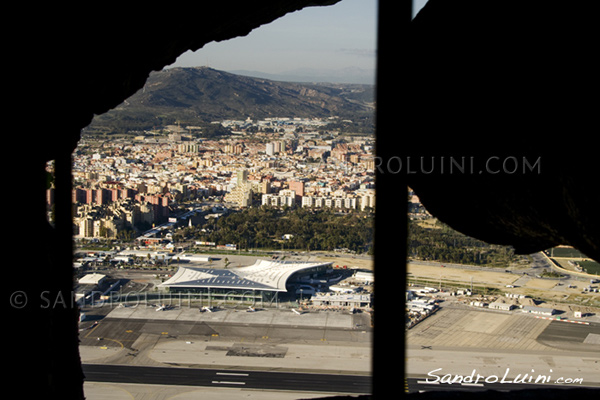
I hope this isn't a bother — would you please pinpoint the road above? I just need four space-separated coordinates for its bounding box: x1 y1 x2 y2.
82 364 371 394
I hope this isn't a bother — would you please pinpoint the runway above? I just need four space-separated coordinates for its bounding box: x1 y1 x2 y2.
79 307 372 398
537 320 600 350
82 364 371 394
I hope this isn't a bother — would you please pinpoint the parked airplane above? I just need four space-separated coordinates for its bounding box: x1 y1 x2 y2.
201 306 213 313
291 308 303 315
78 321 98 332
156 304 174 311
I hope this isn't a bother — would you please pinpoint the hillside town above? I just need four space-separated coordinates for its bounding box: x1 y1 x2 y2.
46 117 375 240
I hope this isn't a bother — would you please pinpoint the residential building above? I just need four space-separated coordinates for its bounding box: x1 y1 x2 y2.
224 169 252 207
262 190 295 208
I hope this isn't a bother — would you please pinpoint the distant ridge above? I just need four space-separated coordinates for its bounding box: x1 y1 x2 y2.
227 67 375 85
87 67 374 135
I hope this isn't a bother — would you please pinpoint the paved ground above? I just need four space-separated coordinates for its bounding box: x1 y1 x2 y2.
407 307 553 351
83 382 331 400
103 303 360 327
406 305 600 390
79 306 372 399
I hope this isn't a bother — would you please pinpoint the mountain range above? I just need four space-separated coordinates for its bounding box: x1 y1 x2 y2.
86 67 375 135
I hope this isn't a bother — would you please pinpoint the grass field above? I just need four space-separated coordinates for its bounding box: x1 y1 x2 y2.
547 246 600 275
548 246 589 258
581 260 600 275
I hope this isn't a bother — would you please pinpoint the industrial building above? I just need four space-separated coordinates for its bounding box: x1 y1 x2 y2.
75 273 108 304
78 273 107 286
311 292 372 310
522 305 556 316
488 301 515 311
159 259 333 303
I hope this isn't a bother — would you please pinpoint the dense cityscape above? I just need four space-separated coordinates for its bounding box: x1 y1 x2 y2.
46 116 375 244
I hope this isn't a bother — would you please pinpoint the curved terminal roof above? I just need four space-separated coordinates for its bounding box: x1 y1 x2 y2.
159 259 333 292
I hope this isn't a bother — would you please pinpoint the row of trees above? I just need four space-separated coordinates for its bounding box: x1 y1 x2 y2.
408 219 516 267
174 206 374 254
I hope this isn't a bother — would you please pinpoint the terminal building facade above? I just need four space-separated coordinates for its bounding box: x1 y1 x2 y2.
159 260 333 305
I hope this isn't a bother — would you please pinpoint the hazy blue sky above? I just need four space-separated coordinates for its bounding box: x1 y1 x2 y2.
168 0 428 78
169 0 377 74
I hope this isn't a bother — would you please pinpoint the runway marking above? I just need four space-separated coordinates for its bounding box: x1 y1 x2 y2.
417 380 483 387
534 316 590 325
99 338 125 349
216 372 249 376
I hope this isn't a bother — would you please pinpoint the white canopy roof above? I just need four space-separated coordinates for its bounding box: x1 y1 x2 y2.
159 259 332 292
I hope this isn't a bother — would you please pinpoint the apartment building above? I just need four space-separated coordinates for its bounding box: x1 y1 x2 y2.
224 169 253 207
261 189 296 208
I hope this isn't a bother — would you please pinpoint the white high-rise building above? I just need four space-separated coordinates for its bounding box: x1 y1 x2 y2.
360 190 375 210
266 142 275 156
224 169 253 207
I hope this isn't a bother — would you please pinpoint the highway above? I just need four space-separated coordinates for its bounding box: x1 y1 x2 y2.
82 364 371 394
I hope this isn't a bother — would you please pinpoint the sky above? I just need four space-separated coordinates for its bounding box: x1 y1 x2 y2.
168 0 378 77
167 0 429 82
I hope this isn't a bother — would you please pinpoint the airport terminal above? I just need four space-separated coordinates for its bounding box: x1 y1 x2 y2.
158 259 334 304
